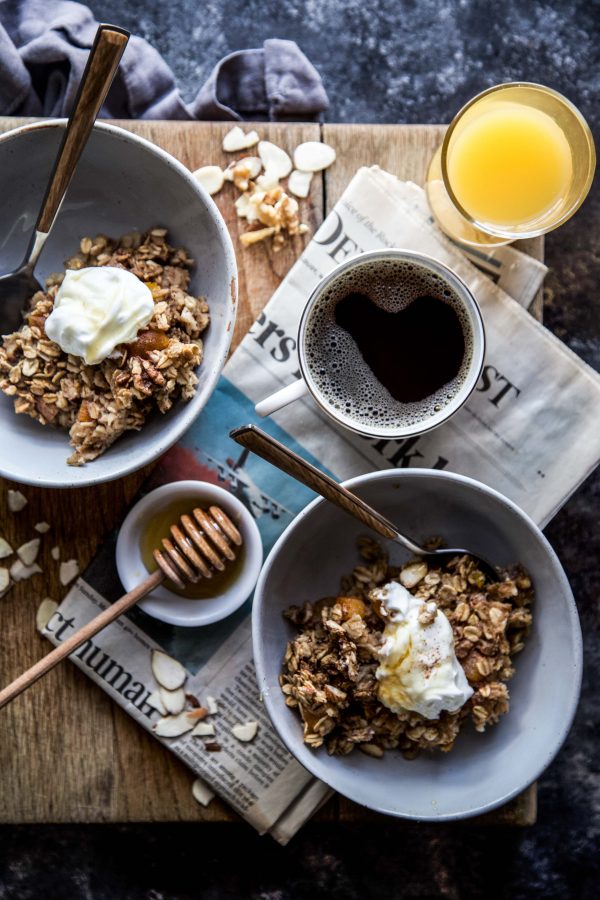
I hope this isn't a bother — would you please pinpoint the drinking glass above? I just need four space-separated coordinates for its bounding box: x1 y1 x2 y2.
426 82 596 247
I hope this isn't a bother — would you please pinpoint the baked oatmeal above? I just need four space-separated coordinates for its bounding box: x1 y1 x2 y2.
0 228 209 465
280 537 533 758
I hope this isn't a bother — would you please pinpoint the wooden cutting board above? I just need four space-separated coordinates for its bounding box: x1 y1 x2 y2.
0 118 539 826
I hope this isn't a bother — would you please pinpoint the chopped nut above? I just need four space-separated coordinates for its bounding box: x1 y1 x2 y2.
399 561 429 589
257 141 292 179
50 546 60 561
7 490 27 512
17 538 41 567
59 559 79 586
0 537 13 559
204 741 222 752
206 695 219 715
222 126 259 152
185 693 201 708
192 165 225 196
293 141 336 172
231 721 258 742
185 706 209 721
147 690 167 716
36 597 58 631
240 226 276 246
158 685 186 715
288 169 313 198
151 649 187 690
191 777 215 806
10 559 42 581
191 721 215 737
152 712 196 738
0 567 10 597
226 156 262 192
34 522 51 534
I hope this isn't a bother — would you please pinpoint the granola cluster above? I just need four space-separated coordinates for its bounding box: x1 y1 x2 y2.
0 229 209 465
280 537 533 758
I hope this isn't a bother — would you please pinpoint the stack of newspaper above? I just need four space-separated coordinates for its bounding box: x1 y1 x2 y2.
45 168 600 844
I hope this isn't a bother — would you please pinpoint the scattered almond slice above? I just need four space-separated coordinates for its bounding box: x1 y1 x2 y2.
399 561 429 589
255 166 282 191
231 721 258 742
206 695 219 715
191 721 215 737
193 165 225 196
0 567 10 597
191 777 215 806
34 522 50 534
152 712 195 738
17 538 40 567
151 649 187 690
0 537 13 559
148 690 167 716
7 490 27 512
258 141 292 179
288 169 313 199
158 685 186 715
36 598 58 632
10 559 42 582
59 559 79 586
222 126 259 152
293 141 336 172
50 546 60 561
240 226 276 247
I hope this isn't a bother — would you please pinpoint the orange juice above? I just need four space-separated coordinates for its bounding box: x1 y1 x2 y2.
446 102 573 228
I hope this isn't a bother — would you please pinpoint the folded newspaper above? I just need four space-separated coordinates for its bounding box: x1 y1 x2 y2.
44 167 600 844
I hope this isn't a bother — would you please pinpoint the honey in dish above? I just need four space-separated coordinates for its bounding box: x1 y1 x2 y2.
140 497 246 599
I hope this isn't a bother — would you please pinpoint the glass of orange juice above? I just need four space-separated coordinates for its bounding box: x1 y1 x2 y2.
426 82 596 247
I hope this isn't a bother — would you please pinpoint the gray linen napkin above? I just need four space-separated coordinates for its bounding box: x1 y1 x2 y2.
0 0 328 120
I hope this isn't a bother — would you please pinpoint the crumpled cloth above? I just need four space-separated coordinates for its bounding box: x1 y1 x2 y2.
0 0 329 120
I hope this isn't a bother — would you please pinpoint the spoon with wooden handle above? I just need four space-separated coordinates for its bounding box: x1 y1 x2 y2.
0 505 242 710
230 423 499 580
0 24 130 333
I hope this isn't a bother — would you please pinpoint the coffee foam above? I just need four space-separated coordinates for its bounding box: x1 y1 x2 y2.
303 259 474 433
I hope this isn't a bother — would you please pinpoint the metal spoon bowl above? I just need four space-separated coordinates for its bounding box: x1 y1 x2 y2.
230 424 500 581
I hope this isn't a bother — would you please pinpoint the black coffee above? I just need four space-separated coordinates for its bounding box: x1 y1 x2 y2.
303 258 473 434
334 292 465 403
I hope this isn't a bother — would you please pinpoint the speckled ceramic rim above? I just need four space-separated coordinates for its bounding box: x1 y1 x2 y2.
298 249 486 440
252 468 583 821
0 119 238 488
441 81 597 239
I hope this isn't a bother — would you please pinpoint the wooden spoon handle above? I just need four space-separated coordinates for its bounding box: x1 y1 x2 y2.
36 24 130 234
230 424 406 543
0 568 162 711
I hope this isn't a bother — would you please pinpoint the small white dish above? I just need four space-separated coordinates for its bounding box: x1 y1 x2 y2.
116 480 262 627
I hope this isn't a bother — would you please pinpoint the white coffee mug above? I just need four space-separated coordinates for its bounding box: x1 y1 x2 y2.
255 249 485 439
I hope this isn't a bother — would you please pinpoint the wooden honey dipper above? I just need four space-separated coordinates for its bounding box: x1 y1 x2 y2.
0 505 242 710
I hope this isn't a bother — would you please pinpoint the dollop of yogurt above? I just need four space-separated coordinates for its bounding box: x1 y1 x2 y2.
45 266 154 365
373 581 473 720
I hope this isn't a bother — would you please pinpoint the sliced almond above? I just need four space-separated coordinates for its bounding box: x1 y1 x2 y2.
36 598 58 632
34 522 50 534
288 169 313 199
151 650 187 690
191 721 215 737
0 567 10 597
152 712 195 738
235 192 260 222
191 777 215 806
240 226 276 247
10 559 42 582
258 141 292 179
17 538 40 567
50 546 60 561
192 165 224 196
147 690 167 716
222 126 260 152
399 561 429 590
255 166 282 191
0 537 13 559
231 721 258 742
7 490 27 512
293 141 336 172
206 695 219 715
59 559 79 586
158 685 185 715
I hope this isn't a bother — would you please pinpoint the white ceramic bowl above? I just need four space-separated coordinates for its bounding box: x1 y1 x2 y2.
253 468 582 820
116 480 263 627
0 120 237 487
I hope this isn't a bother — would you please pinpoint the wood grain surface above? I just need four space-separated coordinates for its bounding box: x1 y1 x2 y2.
0 118 539 826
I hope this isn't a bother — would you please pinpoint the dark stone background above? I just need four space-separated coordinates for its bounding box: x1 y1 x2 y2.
1 1 599 897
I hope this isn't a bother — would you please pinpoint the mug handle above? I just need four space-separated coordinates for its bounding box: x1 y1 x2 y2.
255 378 309 417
